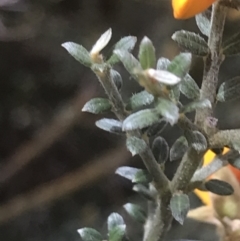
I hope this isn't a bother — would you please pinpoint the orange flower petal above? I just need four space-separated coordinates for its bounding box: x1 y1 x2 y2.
172 0 217 19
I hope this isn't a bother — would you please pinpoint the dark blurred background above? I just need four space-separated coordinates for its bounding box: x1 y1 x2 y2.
0 0 240 240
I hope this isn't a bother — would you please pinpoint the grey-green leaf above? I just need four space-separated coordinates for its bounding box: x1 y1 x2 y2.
185 130 207 152
156 98 179 125
126 91 154 111
108 213 125 231
62 42 92 67
78 228 103 241
170 136 188 162
96 118 123 134
157 57 170 70
152 136 169 164
195 11 211 37
139 36 156 69
110 69 123 90
122 109 160 131
172 30 209 57
114 49 142 80
223 31 240 56
115 166 151 183
170 193 190 225
167 53 192 79
133 184 155 201
126 136 148 156
124 203 146 224
217 76 240 102
205 179 234 196
147 119 168 137
82 98 112 114
180 74 200 99
108 36 137 65
180 99 211 114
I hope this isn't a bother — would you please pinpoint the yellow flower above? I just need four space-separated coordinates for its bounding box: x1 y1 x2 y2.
172 0 217 19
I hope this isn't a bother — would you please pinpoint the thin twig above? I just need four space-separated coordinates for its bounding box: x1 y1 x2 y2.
195 2 227 132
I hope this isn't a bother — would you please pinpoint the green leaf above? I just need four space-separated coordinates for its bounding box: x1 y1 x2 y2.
195 11 211 37
156 98 179 125
180 74 200 99
217 76 240 102
223 31 240 56
116 166 151 183
108 36 137 65
62 42 92 67
110 69 123 90
205 179 234 196
147 119 168 137
126 91 154 111
78 228 103 241
170 136 188 162
90 28 112 55
96 118 123 134
107 213 126 241
123 203 146 224
122 109 160 131
180 99 211 114
114 49 142 80
167 53 192 79
126 136 148 156
172 31 209 57
138 36 156 69
152 136 169 164
169 85 180 102
82 98 112 114
157 57 170 70
170 193 190 225
185 130 207 152
133 184 155 201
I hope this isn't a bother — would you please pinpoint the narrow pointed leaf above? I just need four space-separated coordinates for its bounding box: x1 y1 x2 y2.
172 31 209 57
205 179 234 196
195 11 211 37
157 57 170 70
91 28 112 54
124 203 146 224
185 130 207 152
152 136 169 164
78 228 103 241
217 76 240 102
108 36 137 65
110 69 123 90
126 91 154 111
180 74 200 99
167 53 192 79
170 136 188 162
170 193 190 225
156 98 179 125
139 36 156 69
82 98 112 114
62 42 92 67
126 136 147 156
96 118 123 134
180 99 211 114
122 109 160 131
114 50 142 80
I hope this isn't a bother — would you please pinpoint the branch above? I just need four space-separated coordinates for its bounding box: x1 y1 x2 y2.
209 129 240 149
195 2 227 131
